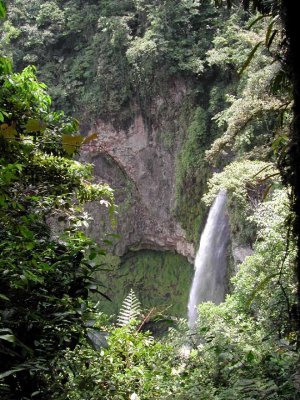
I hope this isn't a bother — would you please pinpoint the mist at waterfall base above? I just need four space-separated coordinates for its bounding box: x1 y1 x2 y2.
188 190 229 328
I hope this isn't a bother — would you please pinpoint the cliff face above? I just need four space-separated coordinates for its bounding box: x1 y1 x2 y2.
81 83 195 261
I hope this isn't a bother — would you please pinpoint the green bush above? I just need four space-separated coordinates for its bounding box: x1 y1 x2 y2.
51 324 179 400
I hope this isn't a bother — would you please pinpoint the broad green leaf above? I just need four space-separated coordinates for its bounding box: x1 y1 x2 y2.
0 57 12 74
62 134 84 155
0 123 17 138
0 1 6 19
0 334 15 343
25 242 35 250
25 119 46 133
83 132 98 144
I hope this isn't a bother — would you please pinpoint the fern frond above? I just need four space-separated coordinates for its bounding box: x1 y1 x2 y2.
117 289 141 327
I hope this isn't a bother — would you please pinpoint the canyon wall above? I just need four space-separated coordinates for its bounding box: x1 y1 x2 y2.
81 81 195 261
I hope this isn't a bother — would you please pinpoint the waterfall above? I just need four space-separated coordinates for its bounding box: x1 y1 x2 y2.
188 190 229 328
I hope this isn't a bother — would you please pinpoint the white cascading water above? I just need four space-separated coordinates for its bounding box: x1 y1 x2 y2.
188 190 229 328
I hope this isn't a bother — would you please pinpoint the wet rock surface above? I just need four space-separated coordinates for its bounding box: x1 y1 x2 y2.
80 105 195 261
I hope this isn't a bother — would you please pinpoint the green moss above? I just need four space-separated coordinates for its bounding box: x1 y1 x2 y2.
174 106 211 245
93 250 193 319
173 76 236 245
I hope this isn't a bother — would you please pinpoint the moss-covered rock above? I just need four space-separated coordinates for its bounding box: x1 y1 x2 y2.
94 250 194 319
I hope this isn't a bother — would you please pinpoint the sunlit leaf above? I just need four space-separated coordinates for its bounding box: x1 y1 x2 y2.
25 119 46 133
82 132 98 144
62 134 84 155
0 334 15 343
0 1 6 19
0 57 12 74
0 123 17 138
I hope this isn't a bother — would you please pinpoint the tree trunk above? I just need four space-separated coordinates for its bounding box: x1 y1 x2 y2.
281 0 300 339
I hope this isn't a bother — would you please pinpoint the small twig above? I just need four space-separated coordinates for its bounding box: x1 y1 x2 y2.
137 307 155 332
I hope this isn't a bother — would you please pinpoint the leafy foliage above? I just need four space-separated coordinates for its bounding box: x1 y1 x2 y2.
0 0 219 122
50 319 179 399
230 189 297 335
0 61 114 398
0 0 6 19
202 159 279 245
205 10 291 165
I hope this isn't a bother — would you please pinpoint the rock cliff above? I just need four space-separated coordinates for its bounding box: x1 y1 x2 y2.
81 88 195 261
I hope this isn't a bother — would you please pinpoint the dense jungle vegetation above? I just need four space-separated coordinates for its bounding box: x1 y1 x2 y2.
1 0 300 399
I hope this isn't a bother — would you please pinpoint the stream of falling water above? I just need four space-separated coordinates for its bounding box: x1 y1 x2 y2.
188 190 229 328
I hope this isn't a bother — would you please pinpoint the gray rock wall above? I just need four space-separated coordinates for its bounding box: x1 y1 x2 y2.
80 91 195 261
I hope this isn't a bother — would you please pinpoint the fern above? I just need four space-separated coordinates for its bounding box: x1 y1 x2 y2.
117 289 141 327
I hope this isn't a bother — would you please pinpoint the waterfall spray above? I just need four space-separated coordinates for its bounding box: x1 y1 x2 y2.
188 190 229 328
